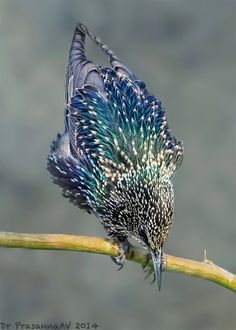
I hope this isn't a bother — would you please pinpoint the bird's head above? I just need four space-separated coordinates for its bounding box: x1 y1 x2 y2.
100 168 175 289
136 176 174 290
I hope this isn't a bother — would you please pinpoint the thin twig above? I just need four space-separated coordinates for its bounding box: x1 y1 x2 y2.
0 231 235 292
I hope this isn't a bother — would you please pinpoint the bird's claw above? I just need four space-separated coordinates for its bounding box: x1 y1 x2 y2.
110 237 130 270
142 251 161 285
142 252 151 273
111 254 125 270
142 265 148 273
144 266 155 283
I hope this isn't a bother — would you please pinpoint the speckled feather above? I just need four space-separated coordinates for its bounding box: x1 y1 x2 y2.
48 23 183 255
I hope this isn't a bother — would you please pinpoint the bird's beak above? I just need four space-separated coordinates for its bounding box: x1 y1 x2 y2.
149 248 163 291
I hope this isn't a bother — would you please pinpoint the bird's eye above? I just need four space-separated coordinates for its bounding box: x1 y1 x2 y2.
138 227 148 245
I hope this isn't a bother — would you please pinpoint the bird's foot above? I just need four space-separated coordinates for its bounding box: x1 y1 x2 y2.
110 236 130 270
141 253 155 282
142 250 151 273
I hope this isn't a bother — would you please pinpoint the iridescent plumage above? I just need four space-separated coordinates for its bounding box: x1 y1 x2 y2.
48 23 184 289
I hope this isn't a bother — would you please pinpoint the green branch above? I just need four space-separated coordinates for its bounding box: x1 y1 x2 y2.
0 231 235 292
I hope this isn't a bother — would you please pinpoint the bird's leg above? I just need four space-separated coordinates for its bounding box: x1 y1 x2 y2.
142 251 151 273
109 235 130 270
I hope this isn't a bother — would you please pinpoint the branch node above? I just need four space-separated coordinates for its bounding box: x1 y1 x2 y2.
203 249 213 265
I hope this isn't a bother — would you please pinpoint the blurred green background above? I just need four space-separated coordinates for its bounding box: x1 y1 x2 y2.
0 1 235 329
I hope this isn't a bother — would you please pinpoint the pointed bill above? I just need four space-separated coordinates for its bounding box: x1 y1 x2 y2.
150 248 163 291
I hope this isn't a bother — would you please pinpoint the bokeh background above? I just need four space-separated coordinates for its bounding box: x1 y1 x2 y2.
0 1 235 329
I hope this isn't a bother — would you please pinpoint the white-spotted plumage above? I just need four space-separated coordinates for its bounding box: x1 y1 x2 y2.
48 23 184 287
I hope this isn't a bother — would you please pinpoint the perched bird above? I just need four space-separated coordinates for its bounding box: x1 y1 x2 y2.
48 23 184 289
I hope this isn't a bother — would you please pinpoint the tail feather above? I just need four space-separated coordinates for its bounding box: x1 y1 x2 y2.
65 23 136 104
78 23 135 79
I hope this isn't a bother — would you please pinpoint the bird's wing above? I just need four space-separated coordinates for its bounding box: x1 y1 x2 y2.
65 23 136 156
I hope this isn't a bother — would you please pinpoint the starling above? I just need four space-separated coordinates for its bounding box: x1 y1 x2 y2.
48 23 184 289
